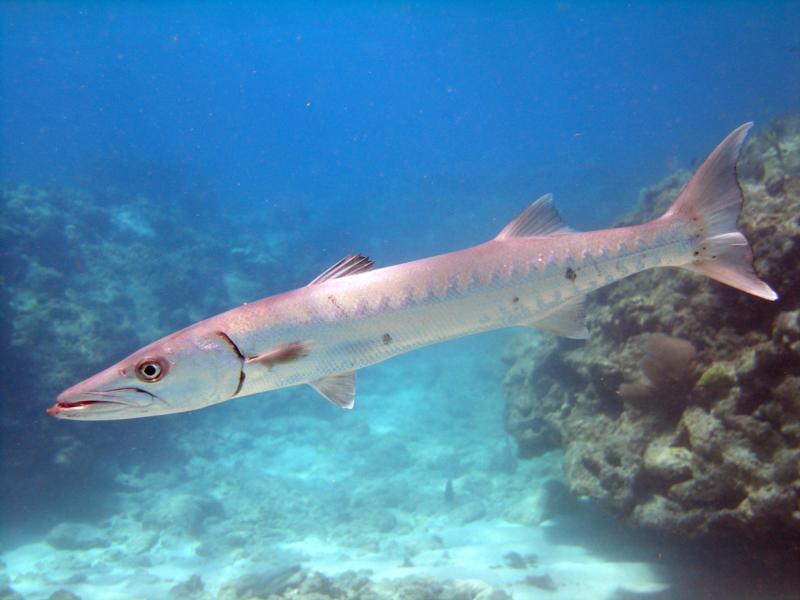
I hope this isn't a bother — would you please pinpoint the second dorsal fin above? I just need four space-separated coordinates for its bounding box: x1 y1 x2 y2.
495 194 572 240
308 254 374 286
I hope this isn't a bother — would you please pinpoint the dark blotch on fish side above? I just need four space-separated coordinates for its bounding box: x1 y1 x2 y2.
382 333 392 345
512 296 520 304
565 267 577 282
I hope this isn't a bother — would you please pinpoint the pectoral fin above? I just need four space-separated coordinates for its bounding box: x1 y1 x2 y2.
530 297 589 339
247 341 311 369
310 371 356 409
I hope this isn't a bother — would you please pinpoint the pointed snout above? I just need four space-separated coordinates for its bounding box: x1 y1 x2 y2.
50 373 158 420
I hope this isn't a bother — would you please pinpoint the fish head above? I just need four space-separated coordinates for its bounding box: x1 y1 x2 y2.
50 328 244 420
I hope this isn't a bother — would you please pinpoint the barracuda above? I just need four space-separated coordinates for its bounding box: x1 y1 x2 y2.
51 123 777 420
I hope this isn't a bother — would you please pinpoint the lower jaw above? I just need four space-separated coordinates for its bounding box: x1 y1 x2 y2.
48 400 119 417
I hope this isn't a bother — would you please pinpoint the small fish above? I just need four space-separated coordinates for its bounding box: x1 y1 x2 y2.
51 124 777 420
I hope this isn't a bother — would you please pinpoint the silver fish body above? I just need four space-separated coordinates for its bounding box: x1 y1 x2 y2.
51 123 777 420
224 218 688 393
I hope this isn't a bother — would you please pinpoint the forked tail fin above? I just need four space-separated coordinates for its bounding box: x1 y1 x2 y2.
660 122 778 301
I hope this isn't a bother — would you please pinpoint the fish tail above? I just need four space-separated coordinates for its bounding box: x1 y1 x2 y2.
660 122 778 301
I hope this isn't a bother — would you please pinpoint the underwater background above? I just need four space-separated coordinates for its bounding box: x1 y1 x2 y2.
1 2 800 599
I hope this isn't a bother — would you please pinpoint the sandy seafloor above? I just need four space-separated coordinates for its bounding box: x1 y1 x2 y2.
3 332 675 599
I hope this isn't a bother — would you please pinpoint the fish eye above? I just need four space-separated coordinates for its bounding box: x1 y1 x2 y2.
135 358 167 382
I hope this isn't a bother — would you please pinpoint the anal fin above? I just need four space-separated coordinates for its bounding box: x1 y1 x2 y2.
310 371 356 409
529 297 589 339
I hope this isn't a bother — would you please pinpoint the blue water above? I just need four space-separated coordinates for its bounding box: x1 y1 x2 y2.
4 3 799 241
1 3 799 599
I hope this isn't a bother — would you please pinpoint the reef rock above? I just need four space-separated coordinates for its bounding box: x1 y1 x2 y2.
504 116 800 537
0 181 308 524
47 591 81 600
139 493 225 538
45 521 110 551
0 185 233 402
215 567 509 600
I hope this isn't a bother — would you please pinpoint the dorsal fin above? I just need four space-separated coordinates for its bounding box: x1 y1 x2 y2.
310 371 356 409
495 194 572 240
308 254 374 286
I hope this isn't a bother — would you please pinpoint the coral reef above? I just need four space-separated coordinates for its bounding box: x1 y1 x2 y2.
504 116 800 537
0 185 223 518
0 185 232 400
0 183 298 521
